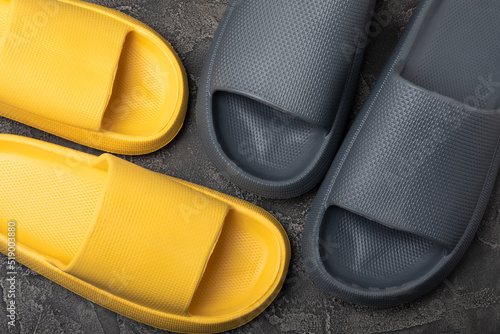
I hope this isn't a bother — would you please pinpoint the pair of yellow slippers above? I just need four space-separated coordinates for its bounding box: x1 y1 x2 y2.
0 1 290 333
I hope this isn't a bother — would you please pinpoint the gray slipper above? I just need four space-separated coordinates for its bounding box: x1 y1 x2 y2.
303 0 500 307
196 0 376 198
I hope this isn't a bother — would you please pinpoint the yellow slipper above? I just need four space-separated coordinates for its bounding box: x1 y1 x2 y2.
0 134 290 333
0 0 188 155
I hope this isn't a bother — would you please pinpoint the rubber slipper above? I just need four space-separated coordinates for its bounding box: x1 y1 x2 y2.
0 134 290 333
196 0 376 198
303 0 500 307
0 0 188 155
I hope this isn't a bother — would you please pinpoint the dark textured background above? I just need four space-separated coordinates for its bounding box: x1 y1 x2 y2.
1 0 500 333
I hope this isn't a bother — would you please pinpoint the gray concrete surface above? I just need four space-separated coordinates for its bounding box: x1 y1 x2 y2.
1 0 500 333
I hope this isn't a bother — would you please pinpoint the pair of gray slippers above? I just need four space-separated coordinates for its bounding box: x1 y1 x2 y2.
196 0 500 307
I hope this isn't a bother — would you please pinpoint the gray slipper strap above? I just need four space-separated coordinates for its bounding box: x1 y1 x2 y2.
209 0 375 129
328 72 500 250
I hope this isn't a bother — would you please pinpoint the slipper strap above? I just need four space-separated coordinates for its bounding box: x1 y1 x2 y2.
208 0 374 129
328 73 500 250
63 154 228 315
0 0 130 131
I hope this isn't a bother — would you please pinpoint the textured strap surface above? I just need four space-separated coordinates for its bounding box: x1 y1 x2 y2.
64 154 229 315
210 0 374 128
0 0 130 131
329 73 500 249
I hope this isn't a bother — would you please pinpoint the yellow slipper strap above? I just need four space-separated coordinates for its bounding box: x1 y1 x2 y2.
61 154 229 315
0 0 130 131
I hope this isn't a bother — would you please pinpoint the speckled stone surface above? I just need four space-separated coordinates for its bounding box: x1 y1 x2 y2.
1 0 500 333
